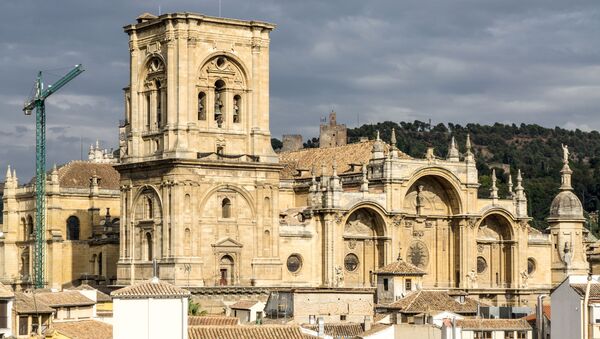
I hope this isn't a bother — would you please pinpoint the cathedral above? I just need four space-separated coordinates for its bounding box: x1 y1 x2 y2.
0 12 592 308
114 12 590 306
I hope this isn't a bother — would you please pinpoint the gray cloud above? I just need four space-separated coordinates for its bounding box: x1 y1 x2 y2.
1 0 600 180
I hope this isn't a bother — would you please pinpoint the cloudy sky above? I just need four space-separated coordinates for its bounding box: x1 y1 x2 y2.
1 1 600 180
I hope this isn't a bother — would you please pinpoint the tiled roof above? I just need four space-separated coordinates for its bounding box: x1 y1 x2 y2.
35 291 95 307
189 315 239 326
52 320 112 339
301 323 364 337
0 283 14 298
571 283 600 298
111 279 191 299
457 319 532 331
279 140 402 179
14 292 54 314
374 259 426 276
231 300 262 310
188 325 307 339
72 284 112 302
523 305 550 322
29 161 120 190
380 290 480 314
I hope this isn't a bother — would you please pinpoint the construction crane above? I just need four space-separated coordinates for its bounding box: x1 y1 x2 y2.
23 64 84 288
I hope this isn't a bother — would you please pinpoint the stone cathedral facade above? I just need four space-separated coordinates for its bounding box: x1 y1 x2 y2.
115 12 590 306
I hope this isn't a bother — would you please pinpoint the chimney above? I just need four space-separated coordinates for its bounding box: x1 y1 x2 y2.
363 315 372 332
317 317 324 337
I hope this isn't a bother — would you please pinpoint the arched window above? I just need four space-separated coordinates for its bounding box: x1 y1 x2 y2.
98 252 103 276
146 232 153 261
214 80 225 127
184 228 191 256
198 92 206 120
21 218 27 241
146 197 154 219
66 216 80 241
26 216 33 240
221 198 232 218
233 95 241 123
156 80 162 127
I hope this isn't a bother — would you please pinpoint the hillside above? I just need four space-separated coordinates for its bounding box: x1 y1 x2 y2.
274 121 600 233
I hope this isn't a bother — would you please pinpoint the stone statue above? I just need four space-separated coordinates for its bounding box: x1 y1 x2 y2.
520 270 529 288
562 144 569 164
215 92 223 115
466 269 478 288
334 265 344 287
416 185 425 215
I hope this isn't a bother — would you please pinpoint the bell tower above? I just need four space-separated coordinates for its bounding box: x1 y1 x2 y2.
121 12 277 163
117 13 282 287
549 144 589 284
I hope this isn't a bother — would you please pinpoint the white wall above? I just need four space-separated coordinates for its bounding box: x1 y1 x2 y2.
113 297 188 339
551 277 588 339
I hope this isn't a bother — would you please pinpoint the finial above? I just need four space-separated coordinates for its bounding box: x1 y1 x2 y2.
490 169 498 200
466 133 472 150
52 163 58 173
390 128 397 146
321 162 327 176
397 252 403 261
376 130 380 141
507 174 514 198
332 160 338 177
559 144 573 191
96 139 100 149
5 165 11 180
447 136 459 161
12 169 16 180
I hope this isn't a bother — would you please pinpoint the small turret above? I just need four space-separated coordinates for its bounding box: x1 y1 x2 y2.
490 168 498 203
447 136 460 162
464 133 474 163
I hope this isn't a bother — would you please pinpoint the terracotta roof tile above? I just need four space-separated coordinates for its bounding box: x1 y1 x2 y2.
35 291 95 307
374 258 426 276
523 305 550 322
188 325 307 339
231 300 262 310
52 320 112 339
189 315 239 326
301 323 364 337
0 283 14 298
279 141 403 179
14 292 54 314
72 284 112 302
571 283 600 298
456 319 532 331
111 279 191 299
29 161 120 190
380 290 480 314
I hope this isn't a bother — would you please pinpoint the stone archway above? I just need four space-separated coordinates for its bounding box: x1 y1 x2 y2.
402 175 462 288
476 214 515 288
342 208 387 287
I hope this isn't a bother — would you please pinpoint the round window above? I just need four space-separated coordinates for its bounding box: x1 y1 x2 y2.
216 57 226 68
527 258 536 275
286 254 302 273
477 256 487 274
344 253 359 272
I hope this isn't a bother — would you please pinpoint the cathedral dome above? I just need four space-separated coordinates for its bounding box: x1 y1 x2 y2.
549 190 584 219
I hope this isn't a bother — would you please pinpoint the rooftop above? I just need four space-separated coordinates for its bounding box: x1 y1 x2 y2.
188 325 308 339
456 319 532 331
279 140 401 179
14 292 54 314
111 279 191 299
72 284 112 302
570 283 600 299
374 258 426 276
379 290 481 314
51 320 112 339
231 300 262 310
27 161 120 190
35 291 95 307
301 323 364 337
188 315 239 326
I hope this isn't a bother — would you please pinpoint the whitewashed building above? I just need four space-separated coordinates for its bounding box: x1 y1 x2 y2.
551 275 600 339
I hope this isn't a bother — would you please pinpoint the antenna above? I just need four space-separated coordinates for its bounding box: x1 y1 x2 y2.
158 5 161 15
219 0 222 17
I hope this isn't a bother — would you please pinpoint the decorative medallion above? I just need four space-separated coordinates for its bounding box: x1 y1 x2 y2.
286 254 302 273
348 239 357 250
477 244 484 253
407 241 429 269
392 215 404 227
